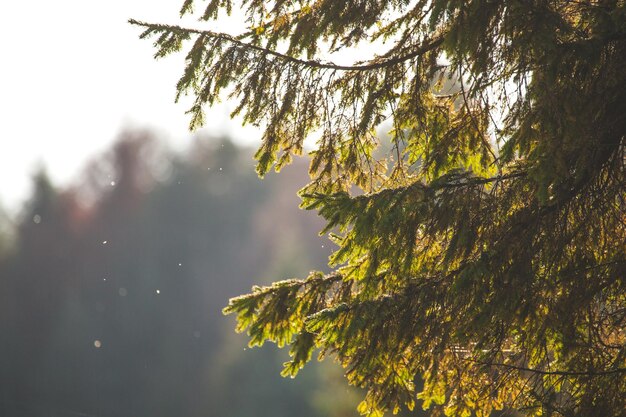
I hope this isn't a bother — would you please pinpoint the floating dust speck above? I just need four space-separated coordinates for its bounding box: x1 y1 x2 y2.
94 340 102 348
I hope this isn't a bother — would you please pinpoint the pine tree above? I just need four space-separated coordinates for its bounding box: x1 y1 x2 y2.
131 2 626 416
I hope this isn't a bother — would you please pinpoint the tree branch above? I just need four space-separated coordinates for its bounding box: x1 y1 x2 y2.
432 171 527 189
473 360 626 377
128 19 444 72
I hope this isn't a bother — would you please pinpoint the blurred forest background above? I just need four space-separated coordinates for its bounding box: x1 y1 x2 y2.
0 131 379 417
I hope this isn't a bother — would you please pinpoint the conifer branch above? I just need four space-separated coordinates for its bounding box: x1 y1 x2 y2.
129 19 445 71
473 360 626 377
431 171 527 189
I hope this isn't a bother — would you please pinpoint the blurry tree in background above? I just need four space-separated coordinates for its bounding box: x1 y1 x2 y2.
132 1 626 417
0 131 384 417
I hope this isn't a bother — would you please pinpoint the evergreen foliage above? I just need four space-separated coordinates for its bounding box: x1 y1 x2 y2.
132 2 626 416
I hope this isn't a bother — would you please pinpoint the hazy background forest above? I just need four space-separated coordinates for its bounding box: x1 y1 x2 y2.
0 130 394 417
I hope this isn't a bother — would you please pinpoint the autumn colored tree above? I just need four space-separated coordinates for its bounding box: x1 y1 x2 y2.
132 2 626 416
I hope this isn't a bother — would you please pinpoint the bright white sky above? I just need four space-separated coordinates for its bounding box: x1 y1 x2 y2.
0 1 259 213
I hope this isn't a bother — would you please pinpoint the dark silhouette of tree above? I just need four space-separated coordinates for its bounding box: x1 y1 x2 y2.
132 2 626 416
0 171 85 414
0 132 360 417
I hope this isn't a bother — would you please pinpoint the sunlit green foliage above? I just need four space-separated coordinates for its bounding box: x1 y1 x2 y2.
132 1 626 416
